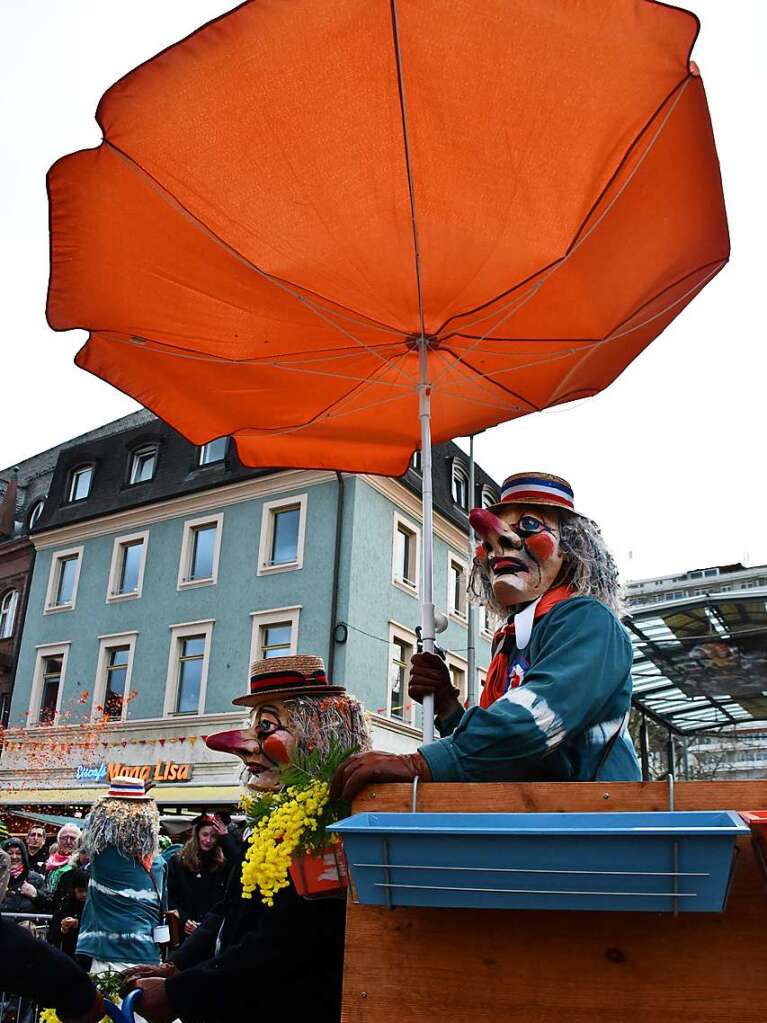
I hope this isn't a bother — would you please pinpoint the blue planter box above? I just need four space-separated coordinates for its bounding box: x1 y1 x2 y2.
331 811 748 913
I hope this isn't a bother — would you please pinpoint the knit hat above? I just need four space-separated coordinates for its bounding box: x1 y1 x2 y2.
232 654 344 708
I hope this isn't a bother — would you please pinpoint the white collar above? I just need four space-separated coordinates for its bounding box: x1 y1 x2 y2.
513 596 542 650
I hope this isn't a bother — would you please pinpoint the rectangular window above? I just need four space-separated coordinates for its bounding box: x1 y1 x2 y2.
199 437 228 465
449 662 467 704
129 447 157 484
107 532 148 602
448 554 468 621
392 512 420 595
40 655 63 724
68 465 94 502
29 643 70 727
164 621 214 717
389 634 414 722
44 547 83 613
93 633 137 723
176 636 205 714
178 514 223 589
250 607 301 665
258 496 307 575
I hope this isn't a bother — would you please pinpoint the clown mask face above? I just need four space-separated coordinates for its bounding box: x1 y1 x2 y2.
205 701 297 792
470 504 565 609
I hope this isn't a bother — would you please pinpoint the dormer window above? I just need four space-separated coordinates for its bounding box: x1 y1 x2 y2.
28 500 45 530
129 445 158 485
410 450 422 473
199 437 228 466
481 485 498 509
0 590 19 640
67 464 94 503
451 462 469 510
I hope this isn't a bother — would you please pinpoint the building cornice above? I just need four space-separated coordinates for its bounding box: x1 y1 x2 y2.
361 475 469 553
30 470 336 549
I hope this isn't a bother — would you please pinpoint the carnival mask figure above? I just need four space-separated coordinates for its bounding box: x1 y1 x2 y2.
332 471 640 804
206 655 370 791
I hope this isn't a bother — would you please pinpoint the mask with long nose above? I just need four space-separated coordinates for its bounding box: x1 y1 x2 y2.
206 700 297 792
469 504 564 610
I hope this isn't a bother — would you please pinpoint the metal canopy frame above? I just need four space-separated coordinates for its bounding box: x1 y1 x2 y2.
627 588 767 736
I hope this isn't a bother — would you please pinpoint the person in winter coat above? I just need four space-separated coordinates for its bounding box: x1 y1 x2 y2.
48 843 90 895
24 824 50 875
0 850 103 1023
122 654 370 1023
45 825 81 878
49 867 91 962
167 815 233 944
1 838 51 914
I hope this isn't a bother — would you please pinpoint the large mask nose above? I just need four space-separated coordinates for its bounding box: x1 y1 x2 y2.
469 508 521 552
206 729 250 755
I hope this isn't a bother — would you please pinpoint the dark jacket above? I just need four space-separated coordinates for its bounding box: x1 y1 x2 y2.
1 840 51 915
49 869 89 957
166 833 345 1023
167 852 229 936
0 916 97 1016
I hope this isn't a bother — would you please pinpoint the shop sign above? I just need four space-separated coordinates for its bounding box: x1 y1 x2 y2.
73 761 194 784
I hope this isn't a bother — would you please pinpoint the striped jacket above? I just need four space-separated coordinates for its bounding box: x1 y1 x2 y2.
77 848 166 965
419 596 641 783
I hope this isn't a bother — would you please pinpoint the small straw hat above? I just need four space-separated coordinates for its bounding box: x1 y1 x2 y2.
232 654 344 708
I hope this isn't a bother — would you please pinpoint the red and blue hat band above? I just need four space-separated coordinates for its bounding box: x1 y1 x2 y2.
249 669 328 695
500 475 574 511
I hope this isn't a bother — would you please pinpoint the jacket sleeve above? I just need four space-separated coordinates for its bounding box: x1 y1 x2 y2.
165 888 343 1020
419 599 632 782
168 903 224 969
0 917 97 1017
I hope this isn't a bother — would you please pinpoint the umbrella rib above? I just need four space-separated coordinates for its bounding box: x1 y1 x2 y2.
104 141 401 364
389 0 426 339
429 74 693 389
436 346 541 412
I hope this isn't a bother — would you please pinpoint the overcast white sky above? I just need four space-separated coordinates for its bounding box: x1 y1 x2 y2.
1 1 765 583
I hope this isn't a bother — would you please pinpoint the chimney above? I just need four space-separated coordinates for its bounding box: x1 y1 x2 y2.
0 469 19 539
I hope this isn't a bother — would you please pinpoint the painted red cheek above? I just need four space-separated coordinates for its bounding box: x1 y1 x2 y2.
262 733 292 765
469 508 507 541
525 532 556 561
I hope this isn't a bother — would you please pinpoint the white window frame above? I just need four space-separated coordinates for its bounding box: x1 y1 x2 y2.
451 462 469 510
481 485 498 509
387 621 417 726
44 546 84 614
249 606 301 665
177 513 224 589
445 651 468 705
128 445 158 485
257 495 307 576
163 620 214 717
92 632 138 722
198 437 228 465
391 511 420 597
68 464 94 503
0 590 19 640
106 530 149 602
28 500 44 530
410 450 422 473
480 605 495 640
28 641 70 727
447 551 469 624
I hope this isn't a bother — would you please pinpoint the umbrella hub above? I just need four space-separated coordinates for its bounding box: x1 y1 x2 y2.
405 333 441 351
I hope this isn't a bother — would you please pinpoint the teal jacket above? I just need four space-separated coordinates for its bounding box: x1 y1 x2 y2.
420 597 641 783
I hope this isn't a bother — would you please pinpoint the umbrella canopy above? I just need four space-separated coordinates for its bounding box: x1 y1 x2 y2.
47 0 728 477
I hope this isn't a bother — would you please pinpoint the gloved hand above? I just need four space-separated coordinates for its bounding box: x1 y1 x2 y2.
330 751 432 804
120 963 177 995
409 652 462 721
129 979 174 1023
60 991 104 1023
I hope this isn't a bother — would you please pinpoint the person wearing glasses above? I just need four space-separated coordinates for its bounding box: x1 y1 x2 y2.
333 471 641 800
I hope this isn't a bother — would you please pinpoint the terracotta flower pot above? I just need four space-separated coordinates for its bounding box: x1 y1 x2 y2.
289 843 348 898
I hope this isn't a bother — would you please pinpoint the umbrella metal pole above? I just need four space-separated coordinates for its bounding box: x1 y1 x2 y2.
467 434 477 706
418 337 436 742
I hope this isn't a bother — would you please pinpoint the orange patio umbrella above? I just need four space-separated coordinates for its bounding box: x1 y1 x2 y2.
47 0 728 737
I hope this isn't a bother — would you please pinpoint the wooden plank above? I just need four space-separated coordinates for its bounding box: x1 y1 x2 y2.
341 781 767 1023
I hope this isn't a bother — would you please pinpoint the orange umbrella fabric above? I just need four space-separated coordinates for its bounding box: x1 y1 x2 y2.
48 0 728 475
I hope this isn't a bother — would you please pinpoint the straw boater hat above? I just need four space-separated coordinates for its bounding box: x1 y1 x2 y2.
104 776 154 800
489 472 582 517
232 654 345 708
